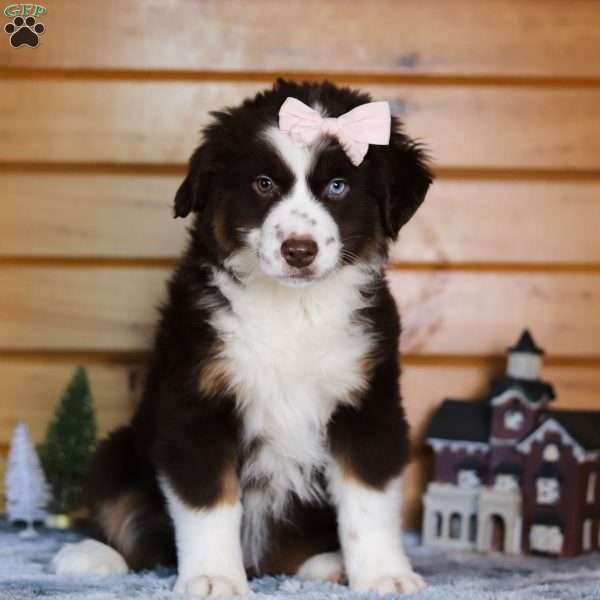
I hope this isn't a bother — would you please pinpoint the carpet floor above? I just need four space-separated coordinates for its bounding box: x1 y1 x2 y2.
1 523 599 600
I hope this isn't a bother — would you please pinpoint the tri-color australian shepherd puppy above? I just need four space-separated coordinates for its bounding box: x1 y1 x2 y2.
52 79 432 597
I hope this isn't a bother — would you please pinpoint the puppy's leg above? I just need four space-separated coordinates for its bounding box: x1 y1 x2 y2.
328 372 425 596
158 413 248 598
161 477 248 597
328 470 424 594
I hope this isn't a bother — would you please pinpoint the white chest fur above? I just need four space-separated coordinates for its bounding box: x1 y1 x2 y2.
210 264 375 567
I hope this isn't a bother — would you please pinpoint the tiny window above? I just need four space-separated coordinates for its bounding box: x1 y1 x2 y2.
543 444 560 462
504 408 524 431
435 512 443 538
458 469 480 488
495 474 519 492
537 478 560 505
587 472 597 504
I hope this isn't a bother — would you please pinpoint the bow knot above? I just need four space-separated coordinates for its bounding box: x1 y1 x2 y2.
278 97 391 166
320 118 340 136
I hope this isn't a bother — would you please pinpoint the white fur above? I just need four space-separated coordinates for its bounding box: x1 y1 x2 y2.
51 539 128 576
206 123 381 569
255 126 343 285
296 551 344 583
159 477 249 597
328 465 425 594
211 262 377 569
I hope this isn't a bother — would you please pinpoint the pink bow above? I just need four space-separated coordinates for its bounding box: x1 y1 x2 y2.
278 97 391 166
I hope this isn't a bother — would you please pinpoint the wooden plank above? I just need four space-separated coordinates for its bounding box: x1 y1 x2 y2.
0 267 167 352
2 81 600 169
392 270 600 357
0 361 141 443
3 173 600 265
395 179 600 265
1 267 600 357
0 173 186 258
1 1 600 78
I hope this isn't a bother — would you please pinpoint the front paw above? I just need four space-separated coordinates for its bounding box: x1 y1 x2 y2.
175 574 250 597
351 571 426 596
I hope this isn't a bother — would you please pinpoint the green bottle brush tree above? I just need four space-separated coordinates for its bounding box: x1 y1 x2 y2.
38 367 97 521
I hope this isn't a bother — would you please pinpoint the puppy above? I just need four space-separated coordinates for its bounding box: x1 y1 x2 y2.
52 79 432 596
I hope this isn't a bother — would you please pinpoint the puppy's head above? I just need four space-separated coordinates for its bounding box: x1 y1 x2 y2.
174 79 432 286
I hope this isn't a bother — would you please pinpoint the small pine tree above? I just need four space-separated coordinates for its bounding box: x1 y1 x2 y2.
5 422 51 537
38 367 97 515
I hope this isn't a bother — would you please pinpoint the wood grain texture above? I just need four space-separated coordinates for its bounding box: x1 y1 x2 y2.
1 1 600 78
2 81 600 169
2 267 600 356
0 267 168 352
3 173 600 265
0 361 141 443
394 179 600 265
392 270 600 357
0 173 185 258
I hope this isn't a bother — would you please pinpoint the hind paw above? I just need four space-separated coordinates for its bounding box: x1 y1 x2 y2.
51 539 128 576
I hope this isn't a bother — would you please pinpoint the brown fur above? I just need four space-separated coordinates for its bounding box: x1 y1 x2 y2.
220 462 240 506
197 339 231 398
97 491 141 558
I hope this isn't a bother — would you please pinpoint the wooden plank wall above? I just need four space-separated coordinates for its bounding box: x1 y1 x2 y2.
1 0 600 527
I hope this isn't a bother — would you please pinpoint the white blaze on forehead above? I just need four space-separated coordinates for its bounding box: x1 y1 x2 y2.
257 126 342 282
263 125 315 185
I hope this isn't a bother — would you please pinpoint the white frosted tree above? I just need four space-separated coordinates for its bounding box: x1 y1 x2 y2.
5 422 51 538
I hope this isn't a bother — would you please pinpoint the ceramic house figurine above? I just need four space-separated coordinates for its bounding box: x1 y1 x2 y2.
422 330 600 557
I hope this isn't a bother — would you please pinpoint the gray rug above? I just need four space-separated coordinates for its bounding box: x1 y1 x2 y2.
1 523 599 600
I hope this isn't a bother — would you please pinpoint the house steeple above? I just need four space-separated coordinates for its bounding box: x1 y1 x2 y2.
506 329 544 381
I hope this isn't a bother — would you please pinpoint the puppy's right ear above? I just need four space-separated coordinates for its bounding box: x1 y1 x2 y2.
173 144 215 218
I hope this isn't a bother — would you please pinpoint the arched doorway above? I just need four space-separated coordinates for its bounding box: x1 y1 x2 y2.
449 513 462 540
490 514 506 552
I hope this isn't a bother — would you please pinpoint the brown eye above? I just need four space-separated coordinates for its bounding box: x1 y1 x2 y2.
253 175 276 197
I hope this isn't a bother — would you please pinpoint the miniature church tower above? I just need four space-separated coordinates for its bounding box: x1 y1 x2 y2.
506 330 544 380
488 330 555 474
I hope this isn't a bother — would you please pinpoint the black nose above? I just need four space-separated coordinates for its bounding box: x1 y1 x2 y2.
281 237 318 268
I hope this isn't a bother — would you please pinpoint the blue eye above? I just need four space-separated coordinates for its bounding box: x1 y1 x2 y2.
325 178 348 198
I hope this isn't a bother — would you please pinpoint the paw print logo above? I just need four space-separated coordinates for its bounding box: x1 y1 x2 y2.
4 15 45 48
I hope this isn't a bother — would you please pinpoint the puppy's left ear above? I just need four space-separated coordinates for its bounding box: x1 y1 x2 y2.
374 127 433 240
173 143 215 219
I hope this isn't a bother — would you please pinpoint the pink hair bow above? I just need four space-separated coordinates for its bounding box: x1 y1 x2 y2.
278 97 391 166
